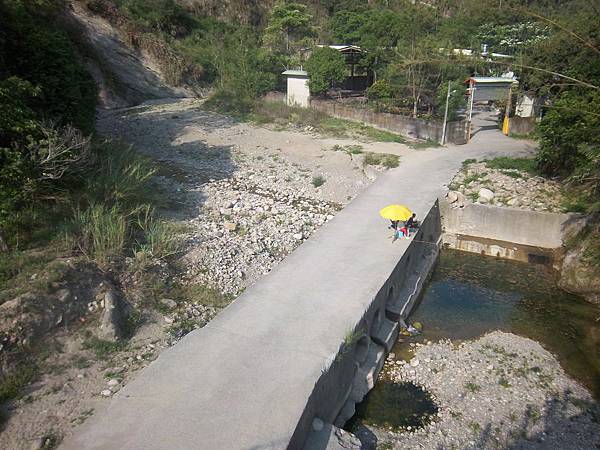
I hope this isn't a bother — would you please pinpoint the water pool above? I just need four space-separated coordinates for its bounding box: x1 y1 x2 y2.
350 249 600 431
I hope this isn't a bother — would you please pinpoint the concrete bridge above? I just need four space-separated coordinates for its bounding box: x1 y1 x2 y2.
61 113 536 450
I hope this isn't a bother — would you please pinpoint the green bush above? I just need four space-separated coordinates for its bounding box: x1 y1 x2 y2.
305 46 347 95
537 90 600 212
367 79 393 100
435 80 467 121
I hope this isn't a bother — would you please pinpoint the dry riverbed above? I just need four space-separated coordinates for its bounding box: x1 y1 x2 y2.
355 332 600 450
0 98 412 449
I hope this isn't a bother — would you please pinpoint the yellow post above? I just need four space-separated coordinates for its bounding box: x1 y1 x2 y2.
502 116 510 135
503 84 513 136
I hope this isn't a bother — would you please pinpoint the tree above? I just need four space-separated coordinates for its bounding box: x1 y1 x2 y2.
263 1 314 55
305 47 347 95
435 80 467 121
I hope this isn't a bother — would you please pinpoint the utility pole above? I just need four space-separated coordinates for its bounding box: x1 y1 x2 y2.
441 80 451 145
466 83 476 143
502 84 513 136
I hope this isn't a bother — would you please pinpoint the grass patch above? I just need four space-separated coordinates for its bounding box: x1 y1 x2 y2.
312 175 326 188
498 376 511 388
465 382 481 393
82 335 126 359
462 158 477 167
0 362 38 403
168 283 233 308
247 100 407 143
331 144 364 155
484 157 538 175
409 139 441 149
463 172 487 184
363 152 400 168
500 169 523 178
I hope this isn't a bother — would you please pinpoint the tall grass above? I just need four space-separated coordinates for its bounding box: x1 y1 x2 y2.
73 204 127 267
135 206 182 259
83 141 157 209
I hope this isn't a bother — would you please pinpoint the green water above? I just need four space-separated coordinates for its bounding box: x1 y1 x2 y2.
351 250 600 431
346 382 438 431
406 250 600 399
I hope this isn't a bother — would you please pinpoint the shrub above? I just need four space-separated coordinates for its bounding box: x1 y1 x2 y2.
312 175 326 187
367 79 393 100
305 46 347 95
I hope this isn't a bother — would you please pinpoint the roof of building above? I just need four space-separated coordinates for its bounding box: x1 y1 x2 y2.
469 76 518 84
316 44 363 53
282 69 308 77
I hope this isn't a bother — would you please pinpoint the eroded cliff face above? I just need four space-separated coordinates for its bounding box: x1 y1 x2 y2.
64 2 190 108
559 217 600 305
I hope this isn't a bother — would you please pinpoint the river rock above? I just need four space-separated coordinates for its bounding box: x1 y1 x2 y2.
447 191 459 203
223 222 237 232
160 298 178 310
477 188 495 203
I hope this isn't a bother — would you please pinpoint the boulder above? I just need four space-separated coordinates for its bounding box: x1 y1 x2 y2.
477 188 495 203
98 291 124 342
446 191 459 203
559 247 600 305
160 298 178 310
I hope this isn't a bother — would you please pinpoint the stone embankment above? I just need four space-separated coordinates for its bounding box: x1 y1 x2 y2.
356 332 600 450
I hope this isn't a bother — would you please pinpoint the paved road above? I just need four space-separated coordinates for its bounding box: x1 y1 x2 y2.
61 110 536 450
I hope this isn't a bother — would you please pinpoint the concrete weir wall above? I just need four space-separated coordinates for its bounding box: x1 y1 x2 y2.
61 202 442 450
301 204 441 447
439 199 574 264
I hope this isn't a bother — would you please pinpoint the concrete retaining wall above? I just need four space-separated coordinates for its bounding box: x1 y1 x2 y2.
310 99 467 145
300 203 442 445
440 199 575 264
510 116 536 136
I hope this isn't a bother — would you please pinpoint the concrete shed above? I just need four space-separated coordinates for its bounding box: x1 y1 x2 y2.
467 76 518 102
283 69 310 108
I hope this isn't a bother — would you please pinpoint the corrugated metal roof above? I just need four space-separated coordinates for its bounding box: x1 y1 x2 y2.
282 70 308 76
469 77 518 84
316 44 363 52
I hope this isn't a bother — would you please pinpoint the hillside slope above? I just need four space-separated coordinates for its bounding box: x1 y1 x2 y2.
65 1 190 108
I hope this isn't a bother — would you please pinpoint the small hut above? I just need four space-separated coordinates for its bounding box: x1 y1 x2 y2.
282 69 310 107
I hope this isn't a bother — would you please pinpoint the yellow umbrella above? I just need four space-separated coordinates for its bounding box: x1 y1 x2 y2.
379 204 412 221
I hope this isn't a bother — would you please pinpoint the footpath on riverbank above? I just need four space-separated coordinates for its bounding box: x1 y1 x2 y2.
61 113 536 450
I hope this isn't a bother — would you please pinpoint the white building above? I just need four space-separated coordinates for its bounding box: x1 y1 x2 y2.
282 69 310 108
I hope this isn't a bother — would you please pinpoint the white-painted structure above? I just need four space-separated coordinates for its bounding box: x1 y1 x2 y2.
516 93 535 117
282 69 310 107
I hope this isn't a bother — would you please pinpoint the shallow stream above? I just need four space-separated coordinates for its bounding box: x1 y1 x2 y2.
351 249 600 430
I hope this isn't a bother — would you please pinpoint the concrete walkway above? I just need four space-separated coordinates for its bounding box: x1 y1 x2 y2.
61 114 536 450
